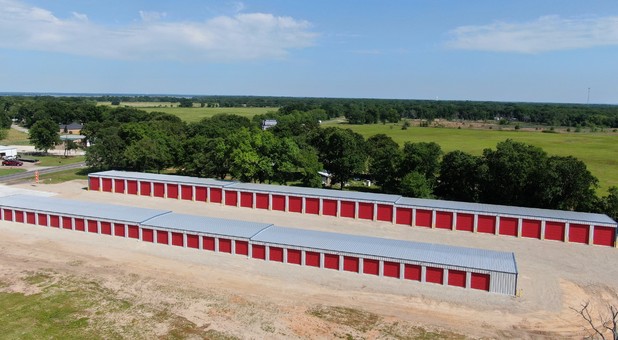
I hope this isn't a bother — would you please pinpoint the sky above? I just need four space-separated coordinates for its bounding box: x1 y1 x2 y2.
0 0 617 104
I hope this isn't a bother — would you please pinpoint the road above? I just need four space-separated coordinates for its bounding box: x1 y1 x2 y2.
0 162 86 183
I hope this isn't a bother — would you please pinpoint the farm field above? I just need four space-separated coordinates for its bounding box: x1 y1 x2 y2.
98 102 276 123
323 121 618 194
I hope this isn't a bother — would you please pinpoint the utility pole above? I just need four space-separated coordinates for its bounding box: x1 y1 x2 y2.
587 87 591 105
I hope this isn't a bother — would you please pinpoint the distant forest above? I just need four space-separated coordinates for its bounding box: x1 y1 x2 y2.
1 95 617 219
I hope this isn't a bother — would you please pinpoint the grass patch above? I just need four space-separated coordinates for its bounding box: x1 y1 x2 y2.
33 155 85 166
308 305 380 332
1 128 30 145
323 122 618 194
0 168 27 176
379 322 467 340
38 168 89 184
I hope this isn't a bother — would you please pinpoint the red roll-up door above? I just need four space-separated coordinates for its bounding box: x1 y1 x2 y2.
219 238 232 253
377 204 393 222
224 190 238 206
272 195 286 211
456 213 474 232
287 249 301 264
252 244 266 259
127 180 138 195
100 222 112 235
2 209 12 221
156 230 169 244
186 234 199 249
383 261 400 278
74 218 85 231
545 221 565 241
415 209 432 227
87 220 98 233
140 181 151 196
425 267 444 284
127 225 139 239
210 188 222 203
305 198 319 215
522 219 542 239
340 201 355 218
49 215 60 228
202 236 215 251
593 226 615 247
62 216 72 229
114 223 125 237
324 253 339 270
569 224 589 244
89 177 100 191
240 192 253 208
102 178 112 192
499 217 518 236
26 212 36 224
153 183 165 197
404 264 421 281
358 202 374 220
305 251 320 267
396 207 413 225
255 193 269 209
470 273 490 291
167 184 179 199
288 196 302 213
195 186 207 202
114 179 125 193
269 247 284 262
171 232 183 246
343 256 359 272
322 199 337 216
37 213 48 226
435 211 453 229
448 269 466 288
235 240 248 255
14 210 24 223
142 228 154 242
363 259 379 275
477 215 496 234
181 185 193 200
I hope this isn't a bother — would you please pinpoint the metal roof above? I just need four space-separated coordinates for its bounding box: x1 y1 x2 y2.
395 197 616 226
0 195 170 223
141 213 272 239
252 226 517 274
90 170 234 188
227 182 401 203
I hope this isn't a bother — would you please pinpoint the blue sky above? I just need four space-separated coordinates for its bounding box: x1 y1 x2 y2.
0 0 617 103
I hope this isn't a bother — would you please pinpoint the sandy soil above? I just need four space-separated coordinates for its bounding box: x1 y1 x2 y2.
1 180 618 338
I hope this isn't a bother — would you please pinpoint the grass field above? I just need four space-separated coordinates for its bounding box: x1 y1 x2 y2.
1 128 30 145
98 102 276 123
35 155 85 167
323 121 618 194
0 168 26 176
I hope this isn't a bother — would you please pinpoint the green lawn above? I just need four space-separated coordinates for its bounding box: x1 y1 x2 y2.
37 168 89 184
0 168 27 176
1 128 30 145
323 122 618 194
35 155 85 166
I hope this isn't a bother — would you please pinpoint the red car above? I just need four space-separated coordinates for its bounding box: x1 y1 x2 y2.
2 159 23 166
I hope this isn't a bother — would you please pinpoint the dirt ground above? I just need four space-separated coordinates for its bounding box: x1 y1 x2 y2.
1 181 618 339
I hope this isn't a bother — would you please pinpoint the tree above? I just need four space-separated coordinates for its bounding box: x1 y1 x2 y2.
537 156 599 211
400 172 434 198
399 142 442 185
571 301 618 340
313 127 367 189
29 118 61 153
366 134 401 193
436 151 483 202
124 136 172 173
63 139 79 157
600 186 618 221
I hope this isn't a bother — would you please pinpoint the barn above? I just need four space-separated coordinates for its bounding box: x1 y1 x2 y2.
0 194 518 295
88 170 618 247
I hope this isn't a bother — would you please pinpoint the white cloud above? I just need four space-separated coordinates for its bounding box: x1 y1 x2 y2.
446 15 618 53
0 0 317 61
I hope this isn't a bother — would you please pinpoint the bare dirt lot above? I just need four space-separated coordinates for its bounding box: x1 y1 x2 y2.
1 181 617 339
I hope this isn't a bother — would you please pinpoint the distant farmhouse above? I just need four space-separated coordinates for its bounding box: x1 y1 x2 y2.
59 122 83 134
261 119 277 130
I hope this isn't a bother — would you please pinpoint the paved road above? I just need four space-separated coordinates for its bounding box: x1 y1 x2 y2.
0 162 86 183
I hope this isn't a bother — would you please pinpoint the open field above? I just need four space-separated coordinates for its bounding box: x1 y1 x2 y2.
0 181 617 338
98 102 276 123
323 121 618 194
1 128 30 145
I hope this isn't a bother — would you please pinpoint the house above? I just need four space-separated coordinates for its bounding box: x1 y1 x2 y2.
0 145 18 159
59 122 83 134
261 119 278 130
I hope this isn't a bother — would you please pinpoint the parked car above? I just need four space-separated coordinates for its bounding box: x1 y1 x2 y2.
2 159 23 166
